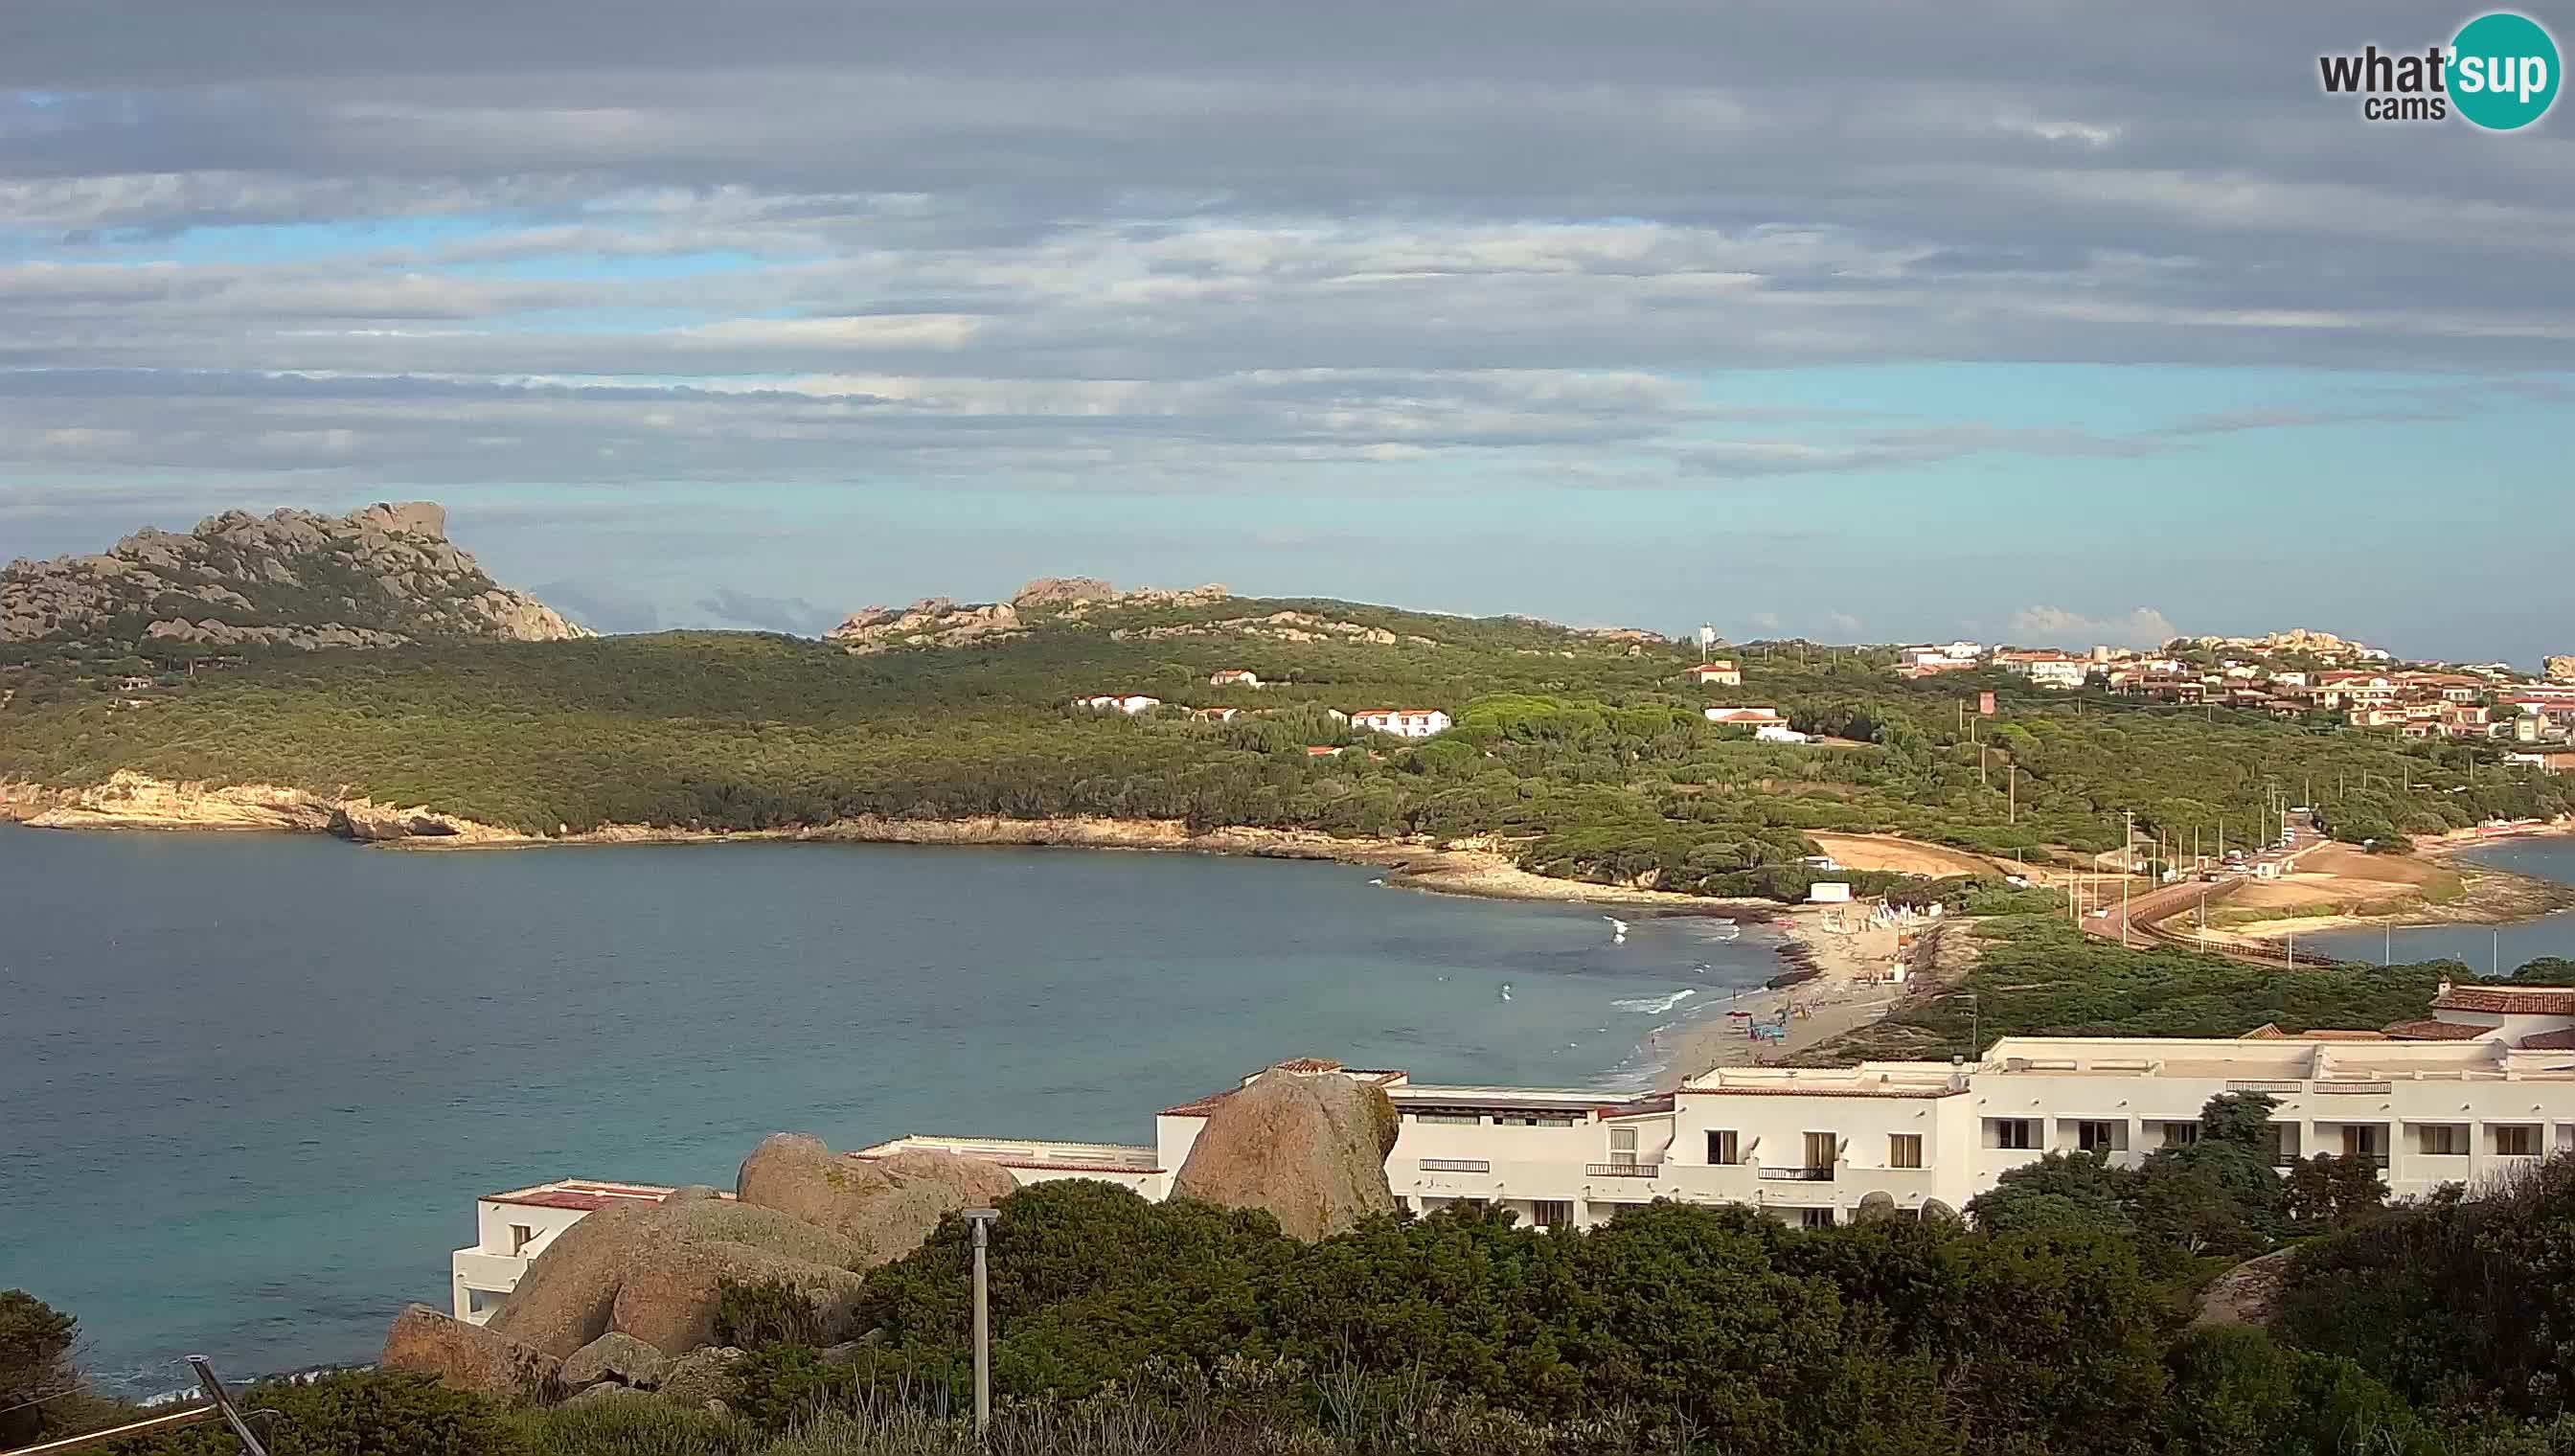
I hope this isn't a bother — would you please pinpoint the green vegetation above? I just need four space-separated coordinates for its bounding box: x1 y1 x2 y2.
34 1139 2575 1454
5 596 2564 900
1814 915 2451 1061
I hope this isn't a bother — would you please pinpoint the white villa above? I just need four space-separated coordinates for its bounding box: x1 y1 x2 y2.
1688 661 1743 687
1349 708 1450 739
454 985 2575 1322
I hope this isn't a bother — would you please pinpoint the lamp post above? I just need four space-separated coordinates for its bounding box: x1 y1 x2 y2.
963 1208 1000 1442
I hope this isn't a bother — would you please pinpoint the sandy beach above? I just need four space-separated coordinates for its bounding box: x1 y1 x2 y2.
1656 904 1915 1085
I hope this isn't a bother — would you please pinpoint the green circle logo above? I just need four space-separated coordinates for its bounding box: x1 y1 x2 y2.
2451 12 2560 129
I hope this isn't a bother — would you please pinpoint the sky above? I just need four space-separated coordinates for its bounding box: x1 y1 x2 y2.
2 1 2570 661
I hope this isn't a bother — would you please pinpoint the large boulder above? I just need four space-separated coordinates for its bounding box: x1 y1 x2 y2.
656 1346 745 1406
2197 1247 2299 1328
1170 1068 1399 1240
484 1200 655 1358
560 1331 670 1390
736 1134 1019 1267
380 1304 562 1407
609 1240 868 1356
486 1192 870 1361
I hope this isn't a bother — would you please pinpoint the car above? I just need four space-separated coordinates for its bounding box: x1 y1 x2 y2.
2087 908 2111 919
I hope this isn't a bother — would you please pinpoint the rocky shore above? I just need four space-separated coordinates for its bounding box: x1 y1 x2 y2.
0 772 1769 908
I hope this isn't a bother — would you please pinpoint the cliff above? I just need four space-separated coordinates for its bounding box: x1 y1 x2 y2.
1 501 589 654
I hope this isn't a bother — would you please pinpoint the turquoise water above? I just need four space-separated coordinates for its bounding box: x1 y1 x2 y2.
2310 837 2575 972
0 826 1777 1394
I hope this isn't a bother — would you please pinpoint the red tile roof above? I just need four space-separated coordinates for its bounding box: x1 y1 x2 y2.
2518 1028 2575 1051
2380 1018 2495 1042
2431 986 2575 1015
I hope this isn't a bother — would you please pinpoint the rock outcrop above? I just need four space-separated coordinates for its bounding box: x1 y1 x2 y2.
655 1346 745 1407
0 501 589 651
1170 1065 1399 1240
483 1146 1004 1366
560 1331 671 1390
1107 610 1427 647
380 1304 563 1407
826 577 1229 653
10 770 518 842
2548 654 2575 684
2195 1247 2298 1328
736 1134 1020 1267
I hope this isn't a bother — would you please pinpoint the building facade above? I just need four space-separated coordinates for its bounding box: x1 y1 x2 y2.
1349 708 1451 739
458 989 2575 1310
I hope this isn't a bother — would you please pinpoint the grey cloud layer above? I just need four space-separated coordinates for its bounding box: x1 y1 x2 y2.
4 0 2570 489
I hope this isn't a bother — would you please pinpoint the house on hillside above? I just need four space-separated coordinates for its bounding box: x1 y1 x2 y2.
1993 649 2087 690
1193 707 1244 722
1688 660 1743 687
1349 708 1451 739
1703 706 1789 730
1074 694 1163 715
1209 669 1263 688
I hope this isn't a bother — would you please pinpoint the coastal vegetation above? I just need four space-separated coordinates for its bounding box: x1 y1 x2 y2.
6 592 2567 901
29 1144 2575 1455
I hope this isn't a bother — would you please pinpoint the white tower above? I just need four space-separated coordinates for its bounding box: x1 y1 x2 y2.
1697 624 1717 649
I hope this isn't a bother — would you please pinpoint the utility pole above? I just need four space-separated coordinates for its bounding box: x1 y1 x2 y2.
189 1356 270 1456
964 1209 1000 1442
2121 809 2134 947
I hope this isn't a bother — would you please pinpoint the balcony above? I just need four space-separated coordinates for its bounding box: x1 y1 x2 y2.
1418 1158 1490 1173
1585 1163 1658 1178
1757 1166 1835 1182
2312 1081 2393 1096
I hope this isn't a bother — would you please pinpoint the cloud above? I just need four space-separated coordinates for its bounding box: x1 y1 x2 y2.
2009 605 2180 650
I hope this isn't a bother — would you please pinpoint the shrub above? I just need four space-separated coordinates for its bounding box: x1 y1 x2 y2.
715 1279 830 1350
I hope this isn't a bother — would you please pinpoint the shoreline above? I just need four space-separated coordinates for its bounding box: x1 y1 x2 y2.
2211 823 2575 944
0 772 1765 911
1652 904 1915 1086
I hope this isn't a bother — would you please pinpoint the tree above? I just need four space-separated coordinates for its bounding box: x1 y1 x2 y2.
0 1291 79 1445
2284 1153 2387 1231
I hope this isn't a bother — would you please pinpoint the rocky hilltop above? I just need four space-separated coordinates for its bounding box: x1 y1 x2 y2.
826 575 1227 653
1 501 588 653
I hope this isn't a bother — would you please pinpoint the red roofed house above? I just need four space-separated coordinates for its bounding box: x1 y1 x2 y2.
1689 661 1743 687
1349 708 1451 739
1209 669 1263 688
1703 706 1789 729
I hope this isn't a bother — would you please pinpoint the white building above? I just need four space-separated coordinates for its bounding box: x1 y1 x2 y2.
457 990 2575 1298
1688 661 1743 687
1994 650 2088 690
1755 724 1811 743
1349 708 1451 739
844 986 2575 1233
1703 706 1789 730
1073 694 1163 715
451 1180 701 1324
1209 670 1263 688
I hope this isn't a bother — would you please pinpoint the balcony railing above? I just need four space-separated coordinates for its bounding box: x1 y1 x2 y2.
1757 1166 1836 1182
2313 1081 2393 1095
1418 1158 1490 1173
1585 1163 1657 1178
2225 1080 2306 1094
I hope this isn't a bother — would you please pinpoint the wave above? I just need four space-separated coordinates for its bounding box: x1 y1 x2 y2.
1612 989 1698 1015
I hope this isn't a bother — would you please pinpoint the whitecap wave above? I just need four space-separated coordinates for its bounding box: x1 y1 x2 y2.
1612 989 1698 1014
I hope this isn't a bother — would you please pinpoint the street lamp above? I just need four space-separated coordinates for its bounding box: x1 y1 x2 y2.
963 1208 1000 1441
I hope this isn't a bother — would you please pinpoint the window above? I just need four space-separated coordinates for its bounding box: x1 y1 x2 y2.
509 1224 537 1255
1888 1133 1923 1170
2418 1124 2467 1156
2076 1120 2123 1153
1609 1126 1638 1167
1991 1119 2037 1150
1797 1208 1834 1229
1708 1130 1742 1165
2268 1124 2301 1161
1496 1112 1584 1127
2341 1125 2387 1159
1804 1131 1838 1169
2160 1123 2200 1149
2492 1125 2539 1157
1531 1199 1573 1229
1409 1111 1481 1126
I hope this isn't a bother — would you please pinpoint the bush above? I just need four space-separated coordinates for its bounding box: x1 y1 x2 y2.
119 1370 523 1456
715 1279 830 1350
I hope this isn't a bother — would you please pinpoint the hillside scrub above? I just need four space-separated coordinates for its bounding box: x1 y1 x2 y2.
6 600 2563 899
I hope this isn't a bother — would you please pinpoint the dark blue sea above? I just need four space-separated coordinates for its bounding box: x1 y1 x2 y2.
0 826 1774 1394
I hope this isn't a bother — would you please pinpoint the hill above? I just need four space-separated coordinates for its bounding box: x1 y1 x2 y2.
0 501 585 659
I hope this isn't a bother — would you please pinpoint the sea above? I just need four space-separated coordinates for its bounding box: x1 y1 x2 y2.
0 825 1778 1395
2310 835 2575 972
